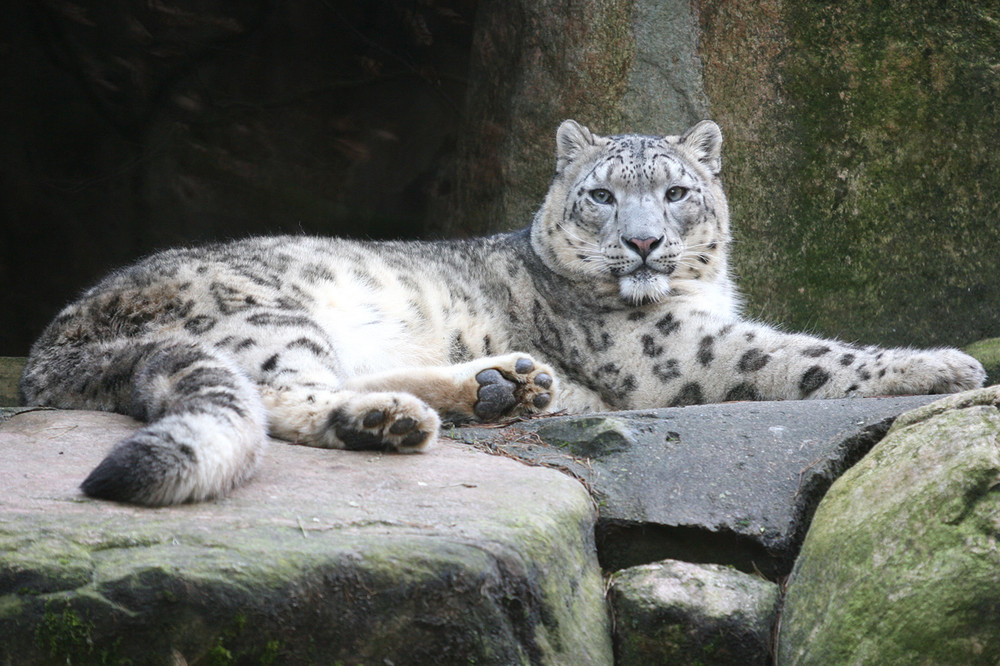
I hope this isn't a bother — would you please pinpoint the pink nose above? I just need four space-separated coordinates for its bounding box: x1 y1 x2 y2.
622 236 664 260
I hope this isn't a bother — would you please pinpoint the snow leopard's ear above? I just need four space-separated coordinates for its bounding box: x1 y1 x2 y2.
678 120 723 176
556 119 596 172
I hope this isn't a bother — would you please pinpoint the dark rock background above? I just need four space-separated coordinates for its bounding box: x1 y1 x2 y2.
3 0 998 356
1 0 475 354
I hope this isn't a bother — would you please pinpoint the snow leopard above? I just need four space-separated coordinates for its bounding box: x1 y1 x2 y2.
20 119 986 506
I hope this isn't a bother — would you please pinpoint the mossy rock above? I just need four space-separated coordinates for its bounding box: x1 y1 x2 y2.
778 386 1000 664
965 337 1000 387
701 1 1000 349
0 410 611 664
0 357 25 408
609 560 778 665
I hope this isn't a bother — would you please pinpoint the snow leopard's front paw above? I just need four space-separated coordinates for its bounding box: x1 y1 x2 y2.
321 392 440 452
472 354 556 421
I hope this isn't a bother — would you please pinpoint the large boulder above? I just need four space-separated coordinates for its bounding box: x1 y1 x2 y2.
609 559 779 665
0 409 611 665
456 395 940 577
778 386 1000 664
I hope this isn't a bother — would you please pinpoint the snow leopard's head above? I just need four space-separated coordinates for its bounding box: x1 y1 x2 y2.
531 119 731 305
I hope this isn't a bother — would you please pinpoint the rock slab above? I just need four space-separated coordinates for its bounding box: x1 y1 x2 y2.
778 386 1000 664
609 559 778 665
0 410 611 665
455 395 940 577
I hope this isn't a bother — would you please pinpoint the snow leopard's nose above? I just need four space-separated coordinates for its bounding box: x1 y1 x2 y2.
622 235 664 260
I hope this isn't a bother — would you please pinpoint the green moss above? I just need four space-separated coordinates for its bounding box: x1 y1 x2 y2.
965 337 1000 385
703 1 1000 348
535 416 633 457
197 612 287 665
0 595 23 617
259 639 282 665
780 394 1000 663
580 0 634 131
35 602 124 665
0 357 26 407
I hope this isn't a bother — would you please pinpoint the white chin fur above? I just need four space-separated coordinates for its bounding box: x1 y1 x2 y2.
619 272 671 304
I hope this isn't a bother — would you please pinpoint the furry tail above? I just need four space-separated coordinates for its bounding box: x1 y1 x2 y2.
22 338 267 505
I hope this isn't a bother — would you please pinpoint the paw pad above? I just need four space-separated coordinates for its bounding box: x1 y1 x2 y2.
362 410 386 428
475 370 518 420
472 355 555 422
389 416 417 435
328 399 436 452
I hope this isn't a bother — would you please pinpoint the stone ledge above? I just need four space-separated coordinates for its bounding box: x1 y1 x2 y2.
0 410 610 665
453 395 940 577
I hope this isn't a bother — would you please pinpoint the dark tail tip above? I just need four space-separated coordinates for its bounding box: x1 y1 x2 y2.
81 455 144 504
81 436 182 506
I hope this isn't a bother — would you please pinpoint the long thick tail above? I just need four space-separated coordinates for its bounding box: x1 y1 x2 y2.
21 338 267 505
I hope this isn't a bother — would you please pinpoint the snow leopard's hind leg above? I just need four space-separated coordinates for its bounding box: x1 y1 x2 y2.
258 354 441 453
261 384 440 452
20 338 267 506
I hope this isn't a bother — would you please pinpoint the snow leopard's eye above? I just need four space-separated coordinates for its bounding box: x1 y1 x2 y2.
666 186 689 202
590 189 615 205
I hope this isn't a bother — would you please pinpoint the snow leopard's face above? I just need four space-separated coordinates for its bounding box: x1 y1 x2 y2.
532 120 730 305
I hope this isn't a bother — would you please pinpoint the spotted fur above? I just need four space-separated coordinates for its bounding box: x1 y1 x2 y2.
21 120 986 505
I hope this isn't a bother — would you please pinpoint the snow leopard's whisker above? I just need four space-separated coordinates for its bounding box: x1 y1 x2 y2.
557 223 601 251
557 223 606 275
675 260 709 272
679 243 715 255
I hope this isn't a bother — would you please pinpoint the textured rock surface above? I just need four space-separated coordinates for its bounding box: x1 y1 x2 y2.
455 395 939 577
700 1 1000 349
437 0 708 237
778 386 1000 665
0 357 25 407
0 410 611 665
609 559 779 665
